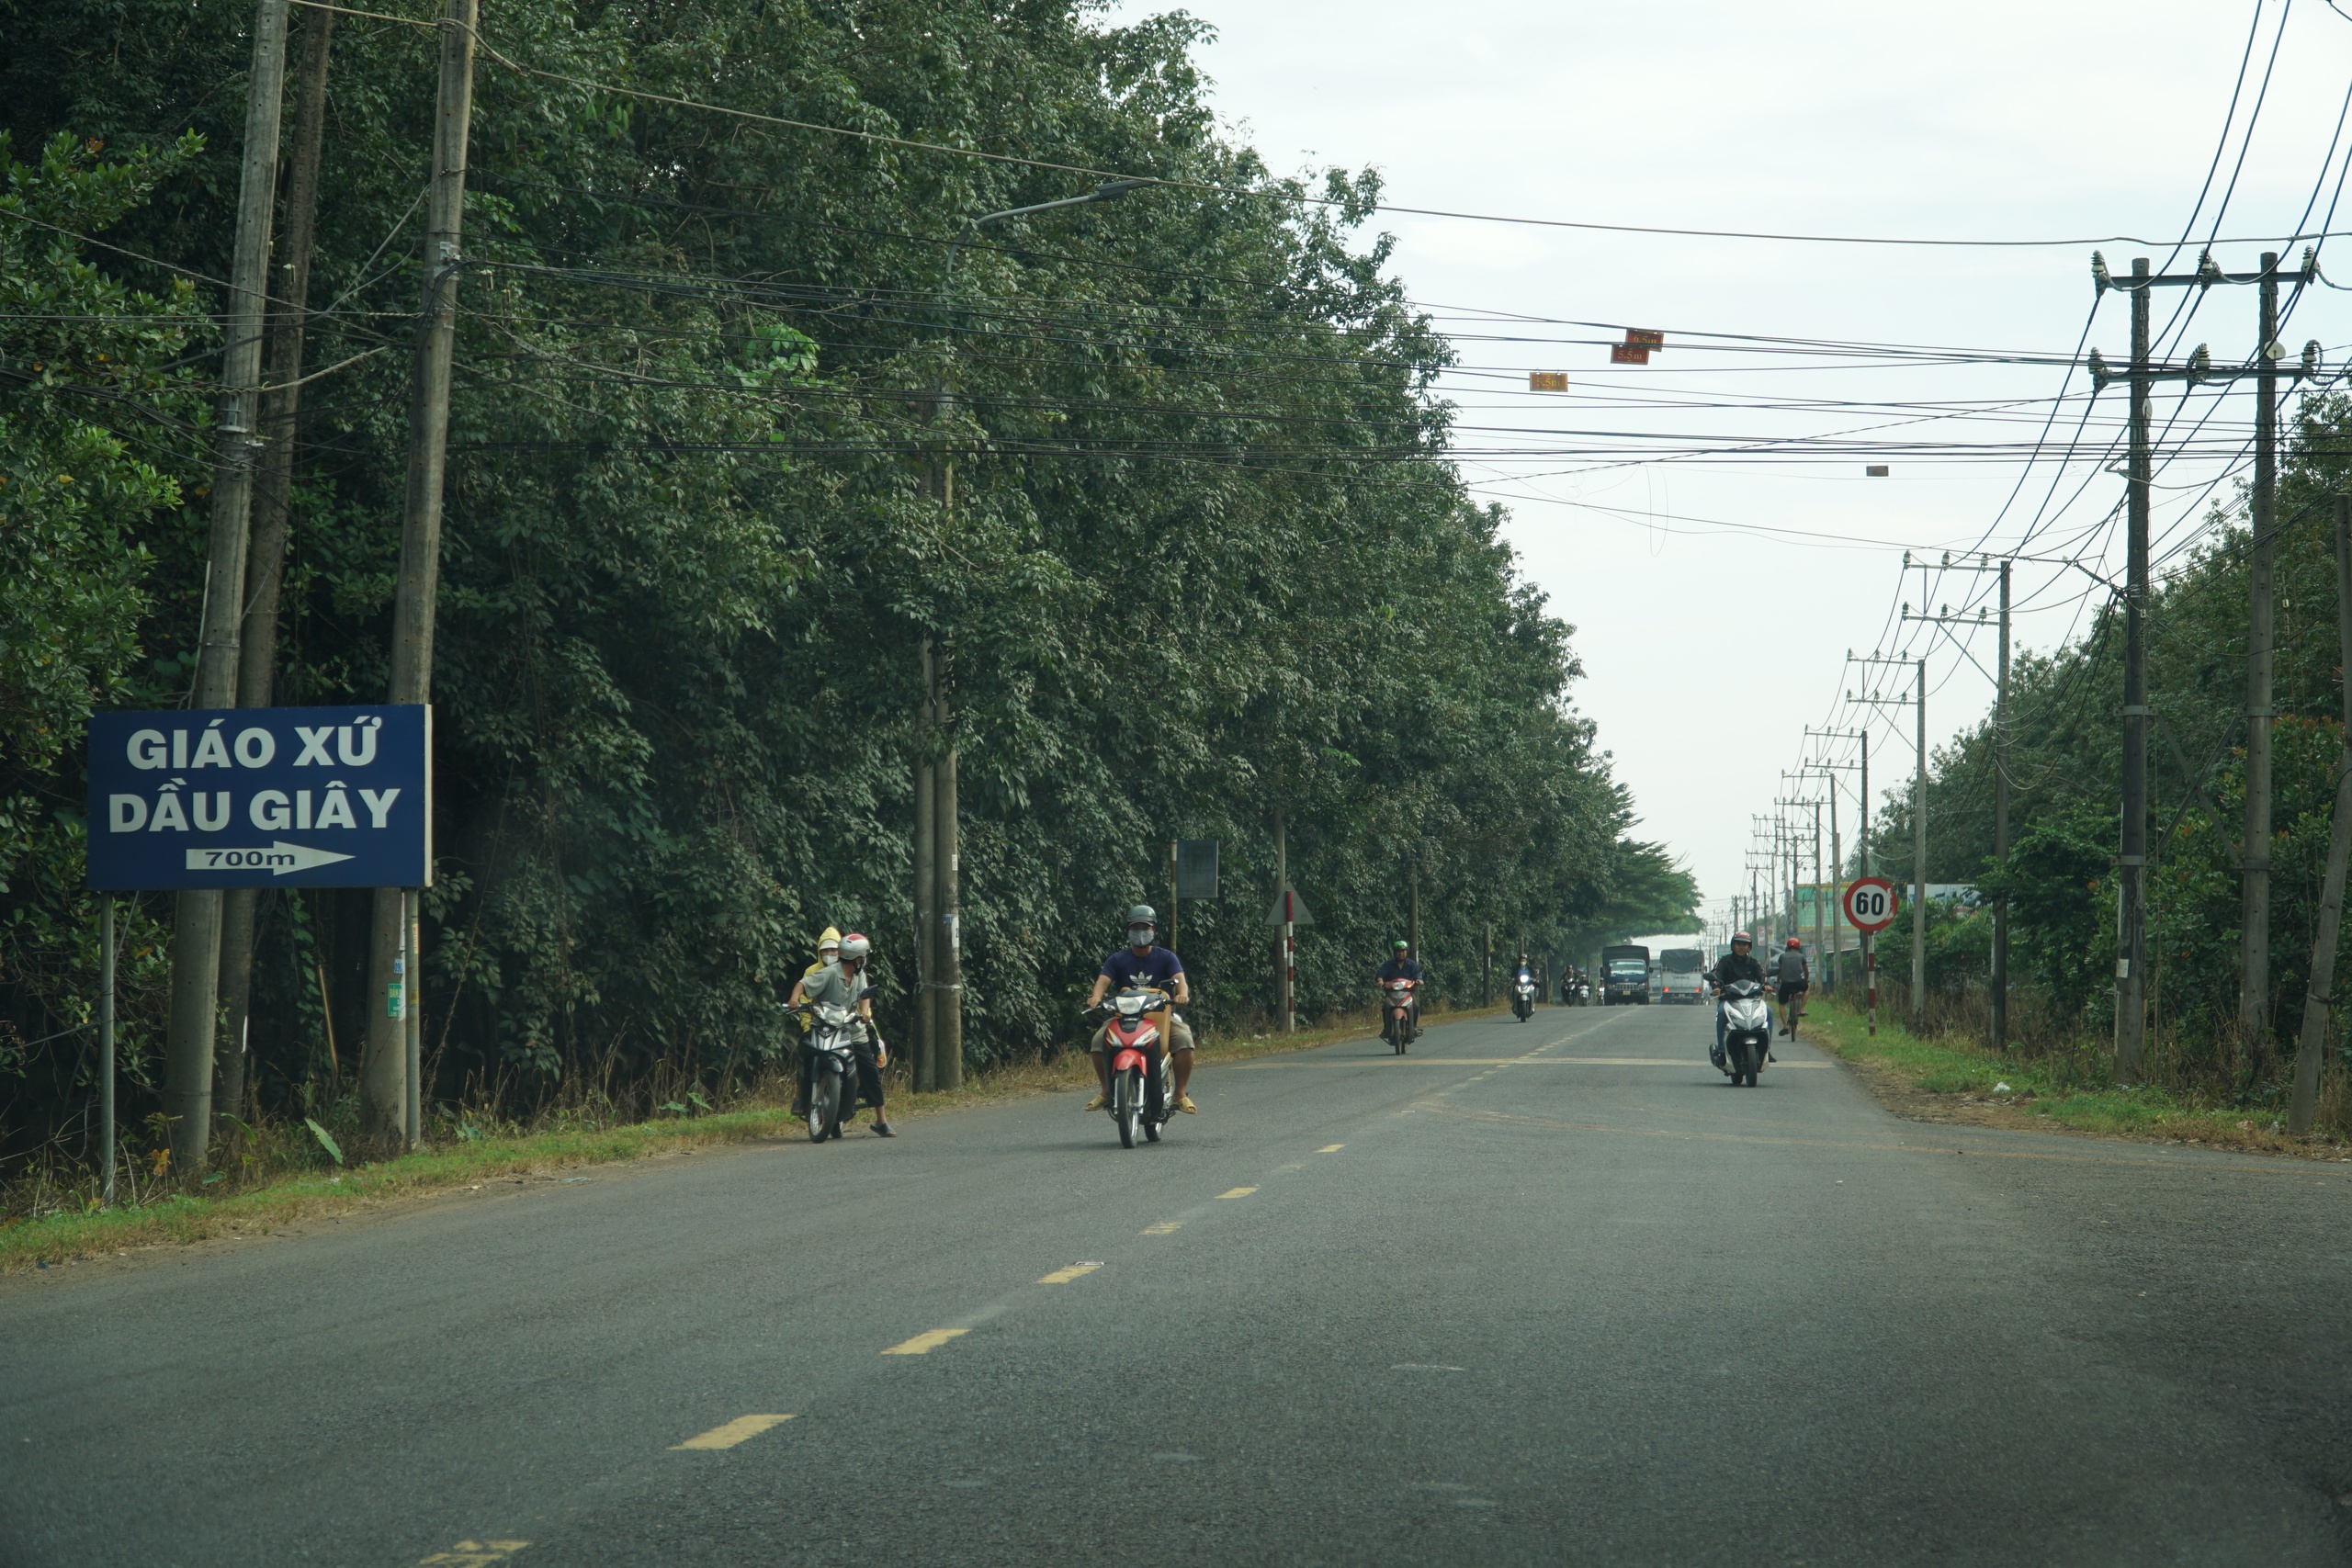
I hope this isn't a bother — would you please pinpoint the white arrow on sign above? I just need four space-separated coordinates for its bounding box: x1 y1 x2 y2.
186 841 357 876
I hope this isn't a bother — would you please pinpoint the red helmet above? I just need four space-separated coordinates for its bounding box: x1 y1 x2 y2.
1787 937 1802 949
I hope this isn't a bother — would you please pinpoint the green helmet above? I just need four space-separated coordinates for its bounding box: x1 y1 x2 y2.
1392 939 1409 953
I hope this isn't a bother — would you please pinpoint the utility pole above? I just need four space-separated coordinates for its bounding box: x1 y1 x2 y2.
2117 256 2154 1083
1804 728 1864 987
1996 559 2009 1048
1902 555 2010 1047
1811 799 1826 982
1849 654 1923 1020
2086 246 2312 1077
2289 496 2352 1134
913 652 935 1090
367 0 477 1145
1408 872 1420 967
922 180 1141 1090
163 0 291 1174
1913 659 1926 1019
218 0 335 1136
1275 805 1293 1033
2242 253 2282 1056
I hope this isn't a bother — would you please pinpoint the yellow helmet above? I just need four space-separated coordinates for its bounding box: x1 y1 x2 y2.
818 925 842 953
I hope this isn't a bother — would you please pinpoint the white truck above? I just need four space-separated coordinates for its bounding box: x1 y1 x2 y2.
1658 946 1708 1004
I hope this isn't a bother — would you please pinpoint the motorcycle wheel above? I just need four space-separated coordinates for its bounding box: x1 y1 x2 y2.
808 1073 837 1142
1116 1066 1140 1148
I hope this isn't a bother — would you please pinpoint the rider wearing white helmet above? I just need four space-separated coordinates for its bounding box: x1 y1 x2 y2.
791 930 892 1136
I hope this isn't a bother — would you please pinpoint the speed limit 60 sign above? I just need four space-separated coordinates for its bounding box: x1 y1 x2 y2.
1843 876 1898 933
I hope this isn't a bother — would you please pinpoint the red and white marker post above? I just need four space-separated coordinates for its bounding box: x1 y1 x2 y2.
1842 876 1900 1037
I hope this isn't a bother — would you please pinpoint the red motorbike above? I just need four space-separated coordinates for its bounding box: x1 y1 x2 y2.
1382 977 1418 1055
1092 986 1174 1148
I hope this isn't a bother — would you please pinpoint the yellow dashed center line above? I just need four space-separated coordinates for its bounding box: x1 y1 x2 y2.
883 1328 969 1356
418 1544 529 1567
1140 1220 1182 1235
1037 1263 1102 1284
671 1415 793 1450
1317 1143 1344 1153
1217 1186 1258 1200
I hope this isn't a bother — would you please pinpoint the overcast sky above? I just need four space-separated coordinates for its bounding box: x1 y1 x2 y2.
1103 0 2352 922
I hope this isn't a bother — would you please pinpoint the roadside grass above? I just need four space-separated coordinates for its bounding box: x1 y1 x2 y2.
1802 994 2352 1159
0 1001 1497 1275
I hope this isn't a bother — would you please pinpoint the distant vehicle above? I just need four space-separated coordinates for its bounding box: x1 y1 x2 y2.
1599 944 1650 1006
1659 947 1707 1005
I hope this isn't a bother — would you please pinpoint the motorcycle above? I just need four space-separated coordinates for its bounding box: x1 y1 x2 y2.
1091 986 1174 1148
1512 975 1536 1022
1382 977 1419 1054
791 1000 866 1142
1713 978 1772 1088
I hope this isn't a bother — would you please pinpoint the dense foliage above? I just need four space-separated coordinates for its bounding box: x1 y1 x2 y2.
0 0 1693 1179
1864 393 2352 1103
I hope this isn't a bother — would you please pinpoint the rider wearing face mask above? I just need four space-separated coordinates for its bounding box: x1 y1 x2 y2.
1083 906 1198 1115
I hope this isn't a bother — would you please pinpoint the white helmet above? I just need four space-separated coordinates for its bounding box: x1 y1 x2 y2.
839 932 872 964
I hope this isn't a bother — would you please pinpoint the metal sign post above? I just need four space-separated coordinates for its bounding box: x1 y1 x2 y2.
1284 890 1295 1035
1264 884 1312 1034
100 896 117 1206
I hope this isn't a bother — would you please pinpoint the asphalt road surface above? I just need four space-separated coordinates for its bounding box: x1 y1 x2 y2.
8 1001 2352 1566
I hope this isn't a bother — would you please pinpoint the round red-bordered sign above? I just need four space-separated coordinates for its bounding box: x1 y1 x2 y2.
1842 876 1899 934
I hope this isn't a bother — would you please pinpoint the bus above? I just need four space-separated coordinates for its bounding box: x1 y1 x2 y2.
1658 946 1707 1004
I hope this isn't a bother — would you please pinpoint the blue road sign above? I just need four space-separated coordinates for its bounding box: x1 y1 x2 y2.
86 705 431 890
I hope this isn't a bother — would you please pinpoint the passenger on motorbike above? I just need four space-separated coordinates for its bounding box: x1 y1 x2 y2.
790 932 892 1136
1083 906 1197 1114
786 927 842 1113
1376 940 1425 1032
1706 932 1768 1059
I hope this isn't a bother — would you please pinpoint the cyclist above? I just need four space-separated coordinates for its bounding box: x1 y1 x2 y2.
1083 905 1198 1114
1376 939 1425 1041
1776 936 1811 1038
792 931 892 1136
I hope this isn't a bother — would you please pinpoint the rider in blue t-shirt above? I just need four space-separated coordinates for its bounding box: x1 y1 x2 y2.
1083 905 1197 1115
1376 939 1425 1033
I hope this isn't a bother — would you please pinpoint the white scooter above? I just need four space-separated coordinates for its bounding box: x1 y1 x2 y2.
1511 974 1537 1021
1712 978 1772 1088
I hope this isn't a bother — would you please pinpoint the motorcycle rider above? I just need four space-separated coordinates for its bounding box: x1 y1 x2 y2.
1776 936 1811 1038
1512 953 1537 1019
1376 939 1425 1038
791 931 892 1136
786 927 842 1115
1706 931 1767 1064
1083 906 1197 1115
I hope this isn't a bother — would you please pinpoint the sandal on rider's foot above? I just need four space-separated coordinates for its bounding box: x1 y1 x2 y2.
872 1121 894 1137
1177 1095 1198 1113
1084 1092 1107 1111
